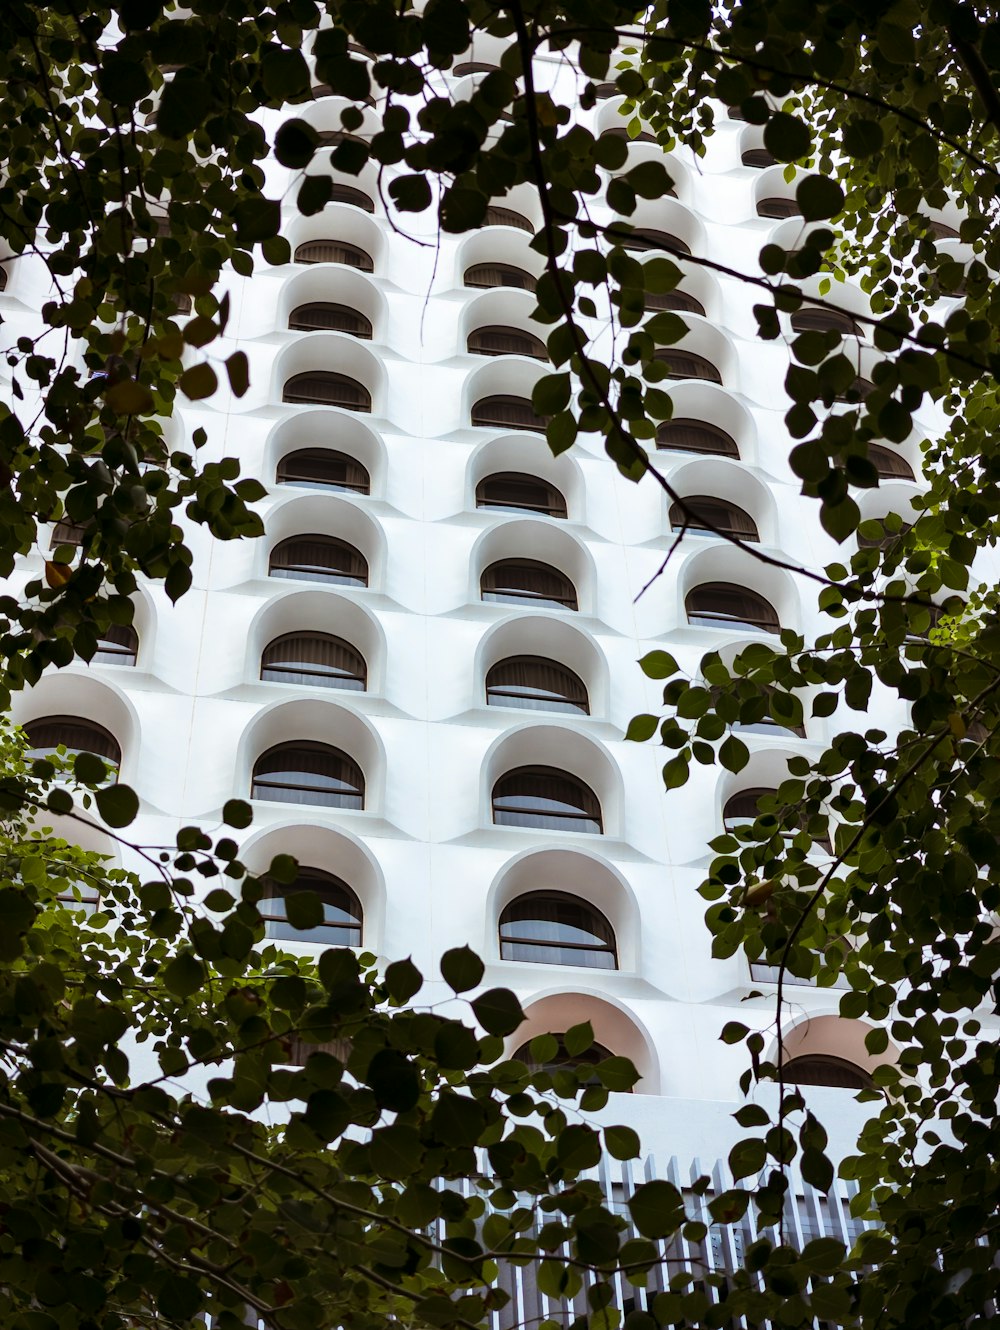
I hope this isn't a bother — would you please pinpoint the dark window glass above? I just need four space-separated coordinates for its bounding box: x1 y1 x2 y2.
656 419 739 458
512 1037 618 1085
326 181 375 209
655 349 722 383
24 717 121 770
468 325 548 360
282 372 371 411
486 656 588 714
471 394 548 431
94 624 138 667
757 196 801 219
262 867 362 945
723 787 775 831
251 742 364 808
286 1034 354 1066
453 60 500 75
727 104 746 120
601 125 656 144
645 288 705 315
481 560 577 610
464 262 537 292
261 632 366 691
492 766 602 833
686 582 780 632
315 130 369 151
476 473 566 517
499 891 616 967
171 291 192 314
608 227 687 252
483 206 533 232
669 496 759 541
742 147 776 168
294 240 374 272
868 444 915 481
288 303 373 337
50 520 87 549
593 82 618 98
782 1054 873 1090
269 536 368 586
276 448 370 493
790 308 862 337
0 267 7 292
927 219 959 240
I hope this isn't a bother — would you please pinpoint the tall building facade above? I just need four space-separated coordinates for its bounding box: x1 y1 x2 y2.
1 35 948 1170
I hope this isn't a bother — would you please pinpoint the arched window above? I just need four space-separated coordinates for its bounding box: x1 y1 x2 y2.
499 892 616 967
486 657 589 714
723 787 774 832
790 308 861 337
262 866 363 945
757 197 800 219
646 288 706 315
782 1054 873 1090
288 303 373 338
927 219 959 240
686 583 780 632
269 536 368 586
483 206 533 233
261 632 366 691
669 496 759 541
94 624 138 667
251 742 364 808
24 717 121 770
836 377 874 402
868 444 915 481
294 240 374 272
481 560 577 610
656 419 739 458
467 325 548 360
50 520 87 548
283 372 371 411
464 262 537 292
593 82 619 98
315 130 369 152
655 349 722 384
171 292 192 315
276 449 370 493
476 473 566 517
512 1037 616 1082
453 60 499 75
492 766 602 833
328 182 375 211
608 227 687 252
471 395 547 431
742 147 775 168
601 125 656 144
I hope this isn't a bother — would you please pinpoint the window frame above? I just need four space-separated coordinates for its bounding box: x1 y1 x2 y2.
481 559 578 610
261 631 367 691
268 535 369 587
485 655 589 714
499 890 617 968
251 741 365 809
475 472 567 518
491 765 603 834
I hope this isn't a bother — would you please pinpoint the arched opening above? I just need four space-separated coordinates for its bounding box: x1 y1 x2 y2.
282 372 371 411
486 656 589 714
656 419 739 458
94 624 138 667
646 287 706 315
483 206 533 232
293 239 374 272
757 197 800 219
481 560 577 610
511 1036 618 1084
868 444 914 481
655 349 722 384
471 394 547 431
499 891 616 967
24 717 121 772
326 182 375 211
453 60 499 75
602 125 656 144
251 742 364 808
608 227 687 252
927 219 959 240
476 473 566 517
261 632 367 691
782 1054 873 1090
669 496 759 540
276 449 370 493
288 303 373 338
790 308 862 337
686 582 780 633
742 147 776 168
467 325 548 360
268 536 368 586
492 767 602 833
262 866 363 946
464 262 537 292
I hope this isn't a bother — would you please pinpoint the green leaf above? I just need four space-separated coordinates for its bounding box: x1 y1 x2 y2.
233 197 281 244
284 890 324 930
720 1021 749 1044
225 352 250 399
471 988 523 1037
563 1021 594 1056
532 373 571 415
719 735 750 773
604 1124 641 1159
274 118 319 168
156 76 211 138
385 957 423 1003
440 945 485 992
389 174 433 212
95 784 139 828
626 713 658 742
796 175 844 221
223 799 253 829
764 112 811 163
662 754 690 789
639 651 679 679
104 379 154 415
162 952 205 999
261 48 310 100
801 1146 835 1192
297 175 334 215
366 1049 420 1112
157 1277 203 1321
179 363 218 401
629 1180 683 1238
73 751 109 785
729 1137 767 1181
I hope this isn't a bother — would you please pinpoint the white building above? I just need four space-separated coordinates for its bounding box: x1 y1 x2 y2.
1 40 954 1170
